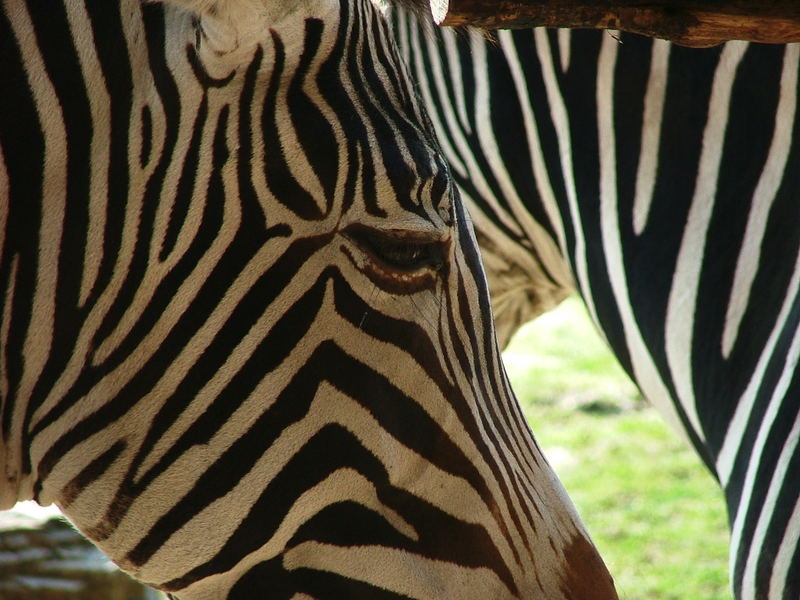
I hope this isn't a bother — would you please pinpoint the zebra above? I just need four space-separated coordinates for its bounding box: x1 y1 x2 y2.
0 0 620 598
393 8 800 600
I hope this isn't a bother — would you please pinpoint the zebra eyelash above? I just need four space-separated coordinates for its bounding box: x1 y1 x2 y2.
344 225 446 272
341 225 447 294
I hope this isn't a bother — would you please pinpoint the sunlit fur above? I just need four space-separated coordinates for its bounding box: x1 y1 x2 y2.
394 9 800 599
0 0 617 598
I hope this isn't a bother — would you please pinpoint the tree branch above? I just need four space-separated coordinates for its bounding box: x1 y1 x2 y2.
429 0 800 46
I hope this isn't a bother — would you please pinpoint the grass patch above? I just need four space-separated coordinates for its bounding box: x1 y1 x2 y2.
503 297 731 600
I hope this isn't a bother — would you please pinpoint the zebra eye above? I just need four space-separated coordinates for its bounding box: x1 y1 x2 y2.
344 225 446 273
366 235 441 271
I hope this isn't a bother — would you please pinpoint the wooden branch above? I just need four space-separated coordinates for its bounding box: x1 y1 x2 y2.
429 0 800 47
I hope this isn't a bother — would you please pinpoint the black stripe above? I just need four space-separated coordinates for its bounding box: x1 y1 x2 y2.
263 28 324 221
0 2 49 472
289 18 339 207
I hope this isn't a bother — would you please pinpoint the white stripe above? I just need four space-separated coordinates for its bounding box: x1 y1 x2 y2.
722 45 799 358
393 7 416 68
557 29 571 73
633 39 670 236
9 5 66 413
770 490 800 599
474 32 523 212
596 35 691 441
470 35 526 239
717 247 800 486
442 29 471 135
64 3 112 308
534 28 599 326
498 32 569 257
411 24 465 175
735 315 800 598
475 30 574 274
665 41 749 444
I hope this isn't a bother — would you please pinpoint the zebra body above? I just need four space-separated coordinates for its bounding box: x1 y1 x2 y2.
0 0 619 598
395 11 800 600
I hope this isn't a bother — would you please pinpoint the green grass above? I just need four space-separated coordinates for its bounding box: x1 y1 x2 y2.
503 297 731 600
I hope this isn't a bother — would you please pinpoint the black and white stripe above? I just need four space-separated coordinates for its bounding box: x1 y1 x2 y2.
394 9 800 600
0 0 617 598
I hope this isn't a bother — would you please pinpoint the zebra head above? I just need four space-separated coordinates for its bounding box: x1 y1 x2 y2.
0 0 616 598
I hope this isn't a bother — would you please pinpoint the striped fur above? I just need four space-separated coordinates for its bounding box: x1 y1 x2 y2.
0 0 617 598
394 10 800 600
